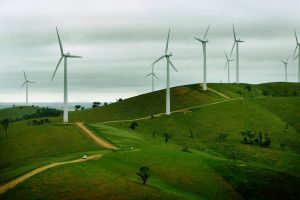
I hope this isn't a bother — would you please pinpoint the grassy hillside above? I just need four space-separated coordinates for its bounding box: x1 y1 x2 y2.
0 106 39 121
1 82 300 200
0 121 103 184
69 84 225 123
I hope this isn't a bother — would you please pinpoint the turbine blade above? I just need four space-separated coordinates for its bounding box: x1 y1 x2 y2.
225 51 229 60
56 27 64 56
68 55 82 58
153 73 159 80
293 45 298 59
20 81 26 89
28 81 36 83
230 42 236 56
169 59 177 72
51 56 63 81
144 73 152 78
151 55 165 66
281 60 285 64
203 24 210 40
232 24 236 40
23 70 27 81
165 28 170 54
286 56 289 63
295 29 299 44
224 61 228 69
194 37 203 42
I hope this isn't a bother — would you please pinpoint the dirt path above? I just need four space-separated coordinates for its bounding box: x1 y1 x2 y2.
76 122 118 150
0 154 102 195
100 97 243 124
199 83 231 99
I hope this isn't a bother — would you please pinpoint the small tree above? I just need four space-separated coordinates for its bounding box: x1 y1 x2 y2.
74 105 81 111
137 166 150 185
92 102 101 108
262 132 271 147
163 132 172 143
81 107 85 110
129 122 138 130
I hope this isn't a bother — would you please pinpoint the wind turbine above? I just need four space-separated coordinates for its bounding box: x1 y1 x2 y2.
293 29 300 82
51 27 82 123
152 29 177 115
224 51 234 83
20 71 35 105
145 65 159 92
194 24 210 90
230 24 245 84
281 57 289 82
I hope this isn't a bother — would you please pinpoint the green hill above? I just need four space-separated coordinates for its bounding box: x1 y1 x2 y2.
0 106 39 121
1 82 300 200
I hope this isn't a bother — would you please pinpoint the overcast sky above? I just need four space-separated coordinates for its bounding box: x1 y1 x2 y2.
0 0 299 102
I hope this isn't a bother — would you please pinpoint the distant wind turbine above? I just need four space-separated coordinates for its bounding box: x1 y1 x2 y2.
152 29 177 115
230 24 245 84
51 27 82 123
224 51 234 83
145 65 159 92
20 71 35 105
293 29 300 82
194 24 210 90
281 57 289 82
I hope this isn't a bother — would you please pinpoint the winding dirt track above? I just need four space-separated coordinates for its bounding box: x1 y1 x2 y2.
76 122 117 150
0 155 102 195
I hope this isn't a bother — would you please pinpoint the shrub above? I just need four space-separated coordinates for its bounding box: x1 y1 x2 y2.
163 132 172 143
216 132 228 141
129 122 138 130
182 146 192 153
241 130 256 144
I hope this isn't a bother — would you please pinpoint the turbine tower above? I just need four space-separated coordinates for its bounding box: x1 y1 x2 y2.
152 29 177 115
224 51 234 83
145 65 159 92
281 57 289 82
293 29 300 82
230 24 245 84
51 27 82 123
194 25 210 90
20 71 35 105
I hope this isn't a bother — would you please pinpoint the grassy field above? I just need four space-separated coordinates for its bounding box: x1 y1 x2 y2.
0 82 300 199
0 106 39 121
0 120 104 184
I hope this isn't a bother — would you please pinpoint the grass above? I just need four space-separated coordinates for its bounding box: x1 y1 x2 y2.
0 106 39 121
0 120 103 184
0 82 300 199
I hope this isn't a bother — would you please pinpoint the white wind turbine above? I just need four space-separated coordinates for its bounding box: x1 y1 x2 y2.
20 71 35 105
194 25 210 90
281 57 289 82
224 51 234 83
145 65 159 92
51 27 82 123
230 24 245 84
293 29 300 82
152 29 177 115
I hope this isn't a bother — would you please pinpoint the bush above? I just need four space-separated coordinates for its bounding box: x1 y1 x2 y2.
163 132 172 142
182 146 192 153
129 122 138 130
216 132 228 141
241 130 271 147
241 130 256 144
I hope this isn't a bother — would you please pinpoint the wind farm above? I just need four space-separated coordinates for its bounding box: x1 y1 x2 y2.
0 1 300 200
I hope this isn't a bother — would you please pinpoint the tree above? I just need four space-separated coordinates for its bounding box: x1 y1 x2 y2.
163 132 172 142
81 107 85 110
74 105 81 111
137 166 150 185
1 119 9 135
92 102 101 108
189 129 194 138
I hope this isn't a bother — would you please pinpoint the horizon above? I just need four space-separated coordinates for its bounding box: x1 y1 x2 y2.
0 0 300 102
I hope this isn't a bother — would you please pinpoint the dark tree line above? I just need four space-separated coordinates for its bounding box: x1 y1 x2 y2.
23 107 62 120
